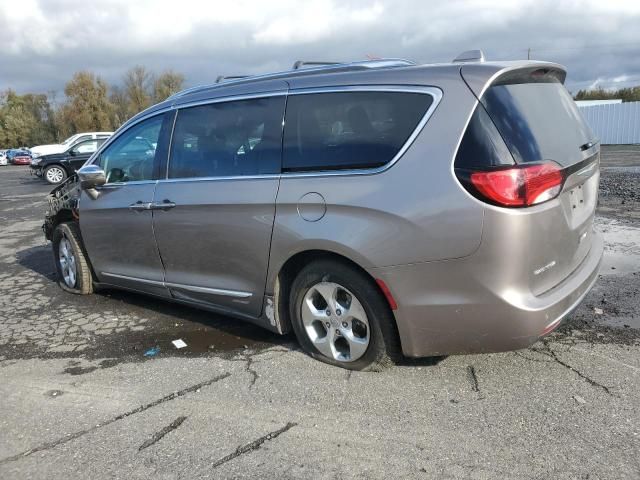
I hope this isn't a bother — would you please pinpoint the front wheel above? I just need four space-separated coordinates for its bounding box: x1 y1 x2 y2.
52 222 94 294
44 165 67 184
289 260 400 371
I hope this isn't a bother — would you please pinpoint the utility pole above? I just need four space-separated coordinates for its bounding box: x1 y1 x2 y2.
527 47 531 60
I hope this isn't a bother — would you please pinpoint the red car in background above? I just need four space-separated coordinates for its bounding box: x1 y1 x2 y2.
6 149 32 165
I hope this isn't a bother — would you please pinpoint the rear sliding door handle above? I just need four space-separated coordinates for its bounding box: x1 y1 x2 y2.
150 199 176 211
129 201 153 211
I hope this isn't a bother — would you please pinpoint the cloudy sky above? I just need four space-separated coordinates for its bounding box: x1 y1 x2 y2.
2 0 640 96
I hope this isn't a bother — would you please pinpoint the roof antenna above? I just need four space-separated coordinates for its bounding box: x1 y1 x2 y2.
453 50 485 63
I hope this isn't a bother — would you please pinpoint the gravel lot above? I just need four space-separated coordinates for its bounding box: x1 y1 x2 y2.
1 147 639 479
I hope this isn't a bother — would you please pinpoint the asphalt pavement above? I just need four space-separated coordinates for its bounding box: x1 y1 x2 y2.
0 147 639 479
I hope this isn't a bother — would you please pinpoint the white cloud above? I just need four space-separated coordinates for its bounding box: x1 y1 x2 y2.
0 0 639 93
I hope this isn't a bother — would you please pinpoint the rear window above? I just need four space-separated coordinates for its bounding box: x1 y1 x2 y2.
481 80 595 167
283 91 433 172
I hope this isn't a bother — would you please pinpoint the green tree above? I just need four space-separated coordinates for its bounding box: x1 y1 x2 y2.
153 70 185 102
0 90 57 148
59 71 114 136
574 86 640 102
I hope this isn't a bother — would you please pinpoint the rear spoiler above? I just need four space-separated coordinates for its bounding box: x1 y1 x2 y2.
460 62 567 99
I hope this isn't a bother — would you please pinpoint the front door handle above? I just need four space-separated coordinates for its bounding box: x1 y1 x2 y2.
129 201 152 211
150 199 177 211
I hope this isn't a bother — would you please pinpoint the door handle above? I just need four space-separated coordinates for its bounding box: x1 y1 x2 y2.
150 199 176 211
129 201 153 211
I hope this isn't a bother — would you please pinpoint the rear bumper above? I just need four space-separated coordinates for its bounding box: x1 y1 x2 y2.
372 231 603 358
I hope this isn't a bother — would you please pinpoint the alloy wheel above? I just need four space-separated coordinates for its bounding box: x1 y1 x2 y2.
58 236 77 288
46 167 65 184
301 281 370 362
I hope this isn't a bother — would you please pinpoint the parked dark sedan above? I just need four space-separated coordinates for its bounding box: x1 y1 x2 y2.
31 138 107 184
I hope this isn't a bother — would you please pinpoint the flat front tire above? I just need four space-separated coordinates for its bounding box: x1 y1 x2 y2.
52 222 93 295
289 260 399 371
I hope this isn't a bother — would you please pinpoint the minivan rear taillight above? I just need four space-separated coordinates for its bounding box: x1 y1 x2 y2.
465 162 565 207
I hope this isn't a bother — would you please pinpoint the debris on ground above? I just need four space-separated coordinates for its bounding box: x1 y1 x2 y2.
144 346 160 357
573 395 587 405
172 339 187 349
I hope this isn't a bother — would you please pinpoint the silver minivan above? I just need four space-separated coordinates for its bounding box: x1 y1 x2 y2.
44 55 603 370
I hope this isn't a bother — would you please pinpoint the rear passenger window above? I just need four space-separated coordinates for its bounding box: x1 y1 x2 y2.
168 96 285 179
283 91 433 172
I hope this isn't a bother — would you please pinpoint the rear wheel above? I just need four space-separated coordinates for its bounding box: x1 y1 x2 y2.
289 260 399 371
52 222 94 294
44 165 67 184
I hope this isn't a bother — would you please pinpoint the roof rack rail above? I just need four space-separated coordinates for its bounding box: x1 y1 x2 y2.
292 60 341 70
168 58 417 101
453 49 485 63
215 75 248 83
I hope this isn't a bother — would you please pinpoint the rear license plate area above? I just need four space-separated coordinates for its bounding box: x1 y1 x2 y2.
569 184 586 212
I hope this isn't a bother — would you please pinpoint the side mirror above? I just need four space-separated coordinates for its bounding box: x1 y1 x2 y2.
69 149 77 156
77 164 106 189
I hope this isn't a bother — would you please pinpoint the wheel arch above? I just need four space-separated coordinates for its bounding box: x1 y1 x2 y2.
272 248 399 336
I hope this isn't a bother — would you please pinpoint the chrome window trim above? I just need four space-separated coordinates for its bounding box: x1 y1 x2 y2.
173 90 287 111
91 86 441 184
97 179 158 188
281 85 442 178
101 272 253 298
157 175 280 184
158 85 441 183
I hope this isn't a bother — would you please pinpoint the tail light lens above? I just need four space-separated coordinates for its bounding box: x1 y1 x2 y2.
466 162 565 207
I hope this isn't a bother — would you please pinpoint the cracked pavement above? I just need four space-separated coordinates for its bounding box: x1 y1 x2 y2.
1 147 639 479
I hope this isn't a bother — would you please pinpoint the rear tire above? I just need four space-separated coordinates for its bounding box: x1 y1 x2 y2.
52 222 94 295
44 165 67 184
289 260 399 371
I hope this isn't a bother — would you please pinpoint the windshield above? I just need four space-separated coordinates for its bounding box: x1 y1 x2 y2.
62 134 80 145
481 81 596 167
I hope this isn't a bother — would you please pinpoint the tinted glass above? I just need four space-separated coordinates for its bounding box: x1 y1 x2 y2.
97 115 163 183
283 91 433 172
482 81 596 166
454 105 514 169
168 96 285 179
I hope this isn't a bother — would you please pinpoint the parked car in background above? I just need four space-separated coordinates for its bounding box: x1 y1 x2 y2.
30 132 113 158
0 150 7 166
6 149 32 165
31 138 108 184
43 55 603 371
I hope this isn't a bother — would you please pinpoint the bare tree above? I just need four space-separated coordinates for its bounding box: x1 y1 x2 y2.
153 70 185 102
110 85 129 127
123 65 152 116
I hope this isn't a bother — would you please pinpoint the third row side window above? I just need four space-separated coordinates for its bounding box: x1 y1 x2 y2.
282 91 434 172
